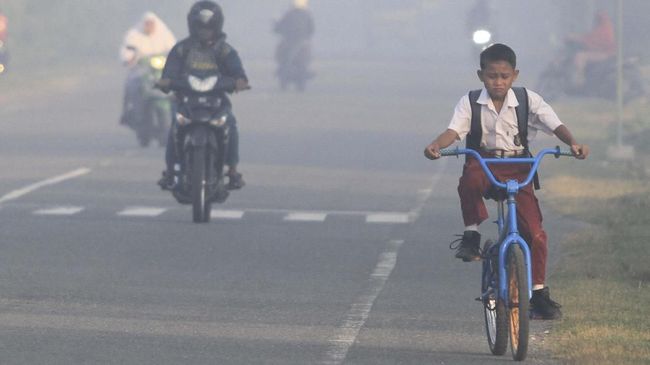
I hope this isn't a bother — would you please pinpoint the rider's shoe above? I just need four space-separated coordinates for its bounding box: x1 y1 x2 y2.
157 170 175 190
451 231 481 262
530 287 563 320
227 172 245 190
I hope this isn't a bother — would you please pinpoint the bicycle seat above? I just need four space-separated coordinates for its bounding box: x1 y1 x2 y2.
483 186 507 201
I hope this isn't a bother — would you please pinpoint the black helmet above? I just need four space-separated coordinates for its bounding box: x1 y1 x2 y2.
187 1 224 41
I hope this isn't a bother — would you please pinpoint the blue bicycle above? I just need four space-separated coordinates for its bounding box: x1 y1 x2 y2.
439 146 573 361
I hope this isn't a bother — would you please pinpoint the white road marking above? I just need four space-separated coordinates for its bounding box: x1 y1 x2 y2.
211 210 245 219
407 158 448 222
284 212 328 222
322 239 404 365
117 207 167 217
365 213 410 224
33 206 84 216
0 168 91 205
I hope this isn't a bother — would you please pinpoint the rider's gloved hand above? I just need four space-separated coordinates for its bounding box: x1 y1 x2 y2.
235 78 251 92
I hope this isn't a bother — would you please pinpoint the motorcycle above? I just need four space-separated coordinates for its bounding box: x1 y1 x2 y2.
163 71 237 223
0 40 8 75
275 40 312 92
536 42 645 103
122 54 171 147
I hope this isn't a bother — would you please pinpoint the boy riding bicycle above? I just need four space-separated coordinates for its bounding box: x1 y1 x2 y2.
424 44 589 320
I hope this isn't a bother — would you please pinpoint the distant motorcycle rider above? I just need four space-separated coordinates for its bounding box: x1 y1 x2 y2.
0 10 7 43
157 1 250 190
274 0 314 91
0 9 8 72
119 12 176 126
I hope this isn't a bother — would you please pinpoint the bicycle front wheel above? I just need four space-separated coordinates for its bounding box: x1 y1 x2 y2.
482 240 507 355
507 244 530 361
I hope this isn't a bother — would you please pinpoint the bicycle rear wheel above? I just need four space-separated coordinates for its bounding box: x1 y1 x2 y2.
507 244 530 361
482 240 507 355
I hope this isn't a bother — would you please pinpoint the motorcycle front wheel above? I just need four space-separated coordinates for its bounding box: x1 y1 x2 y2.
191 147 211 223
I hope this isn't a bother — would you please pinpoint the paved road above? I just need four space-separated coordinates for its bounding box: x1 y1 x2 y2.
0 60 568 364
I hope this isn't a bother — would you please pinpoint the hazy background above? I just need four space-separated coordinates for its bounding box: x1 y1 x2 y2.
2 0 650 75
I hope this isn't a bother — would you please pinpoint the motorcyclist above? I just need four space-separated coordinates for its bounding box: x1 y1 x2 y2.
274 0 314 90
119 12 176 127
157 1 250 190
566 10 616 87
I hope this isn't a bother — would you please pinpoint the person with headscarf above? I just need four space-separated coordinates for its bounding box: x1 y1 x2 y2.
119 12 176 127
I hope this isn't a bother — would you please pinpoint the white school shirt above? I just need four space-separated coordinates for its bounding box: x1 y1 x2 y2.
447 88 563 151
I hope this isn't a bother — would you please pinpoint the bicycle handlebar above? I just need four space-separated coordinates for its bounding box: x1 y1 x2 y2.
438 146 574 191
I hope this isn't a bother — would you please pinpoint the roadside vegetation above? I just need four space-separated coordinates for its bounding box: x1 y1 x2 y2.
541 98 650 365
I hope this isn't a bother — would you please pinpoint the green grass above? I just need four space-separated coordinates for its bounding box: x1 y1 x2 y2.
540 99 650 365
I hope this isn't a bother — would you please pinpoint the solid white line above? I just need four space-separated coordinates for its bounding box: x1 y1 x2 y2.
365 213 410 224
117 207 167 217
322 239 404 365
211 210 245 219
33 206 85 216
284 212 328 222
0 168 91 205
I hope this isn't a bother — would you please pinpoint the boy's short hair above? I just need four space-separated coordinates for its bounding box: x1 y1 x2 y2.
480 43 517 69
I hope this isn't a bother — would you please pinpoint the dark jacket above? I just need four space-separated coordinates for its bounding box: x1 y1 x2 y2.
162 35 247 105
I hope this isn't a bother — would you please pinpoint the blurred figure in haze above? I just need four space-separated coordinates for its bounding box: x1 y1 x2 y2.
119 12 176 126
0 9 9 73
566 10 616 87
0 10 7 43
274 0 314 91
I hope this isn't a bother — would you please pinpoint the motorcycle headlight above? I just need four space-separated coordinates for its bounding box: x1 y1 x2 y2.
0 64 5 74
176 113 191 126
188 75 218 93
473 29 492 45
150 56 166 70
210 115 228 127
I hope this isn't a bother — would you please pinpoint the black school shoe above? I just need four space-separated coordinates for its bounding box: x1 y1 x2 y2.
530 287 563 320
450 231 481 262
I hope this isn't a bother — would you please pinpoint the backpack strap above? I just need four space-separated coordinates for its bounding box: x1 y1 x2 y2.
512 87 529 151
466 89 483 162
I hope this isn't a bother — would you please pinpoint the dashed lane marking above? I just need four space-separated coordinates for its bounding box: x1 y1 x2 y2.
211 210 245 220
117 207 168 217
33 206 85 216
283 212 328 222
365 213 410 224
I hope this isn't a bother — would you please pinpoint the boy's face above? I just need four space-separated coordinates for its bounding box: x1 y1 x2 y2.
477 60 519 101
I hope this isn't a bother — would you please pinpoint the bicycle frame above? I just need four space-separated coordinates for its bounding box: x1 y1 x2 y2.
440 147 573 303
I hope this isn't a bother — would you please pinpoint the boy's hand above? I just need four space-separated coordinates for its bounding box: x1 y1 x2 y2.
571 144 589 159
424 142 442 160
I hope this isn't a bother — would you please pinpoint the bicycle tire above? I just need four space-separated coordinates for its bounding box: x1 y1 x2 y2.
507 244 529 361
482 240 508 356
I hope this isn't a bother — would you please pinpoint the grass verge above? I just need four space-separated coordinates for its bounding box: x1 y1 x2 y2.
541 99 650 365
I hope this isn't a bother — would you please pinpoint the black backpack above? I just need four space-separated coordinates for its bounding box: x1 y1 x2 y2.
466 87 540 189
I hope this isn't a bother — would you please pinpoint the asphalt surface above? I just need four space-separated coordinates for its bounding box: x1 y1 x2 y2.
0 60 572 364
